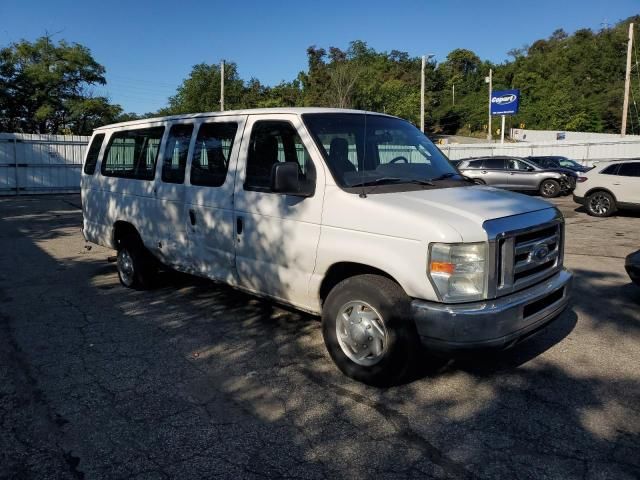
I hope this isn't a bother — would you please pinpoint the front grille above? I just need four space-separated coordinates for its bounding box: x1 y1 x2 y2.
495 221 563 296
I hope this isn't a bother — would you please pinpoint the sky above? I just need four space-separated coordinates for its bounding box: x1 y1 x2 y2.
2 0 638 114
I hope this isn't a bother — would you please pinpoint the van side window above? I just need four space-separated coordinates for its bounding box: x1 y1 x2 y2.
101 127 164 180
190 122 238 187
162 124 193 184
244 121 315 192
83 133 105 175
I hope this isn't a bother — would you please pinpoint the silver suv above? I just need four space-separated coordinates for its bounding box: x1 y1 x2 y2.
457 156 577 198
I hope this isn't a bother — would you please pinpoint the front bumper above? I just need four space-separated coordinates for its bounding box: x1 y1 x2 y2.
412 269 573 351
573 194 585 205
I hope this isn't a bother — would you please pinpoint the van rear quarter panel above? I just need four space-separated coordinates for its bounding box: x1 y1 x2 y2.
81 129 161 250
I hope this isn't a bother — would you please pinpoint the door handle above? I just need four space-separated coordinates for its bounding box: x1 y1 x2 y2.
481 170 487 174
236 216 243 235
188 209 196 226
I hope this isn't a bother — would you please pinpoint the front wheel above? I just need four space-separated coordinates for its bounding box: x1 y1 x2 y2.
540 179 561 198
585 191 616 217
321 274 419 386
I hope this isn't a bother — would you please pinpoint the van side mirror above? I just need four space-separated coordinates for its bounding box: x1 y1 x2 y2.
270 162 313 197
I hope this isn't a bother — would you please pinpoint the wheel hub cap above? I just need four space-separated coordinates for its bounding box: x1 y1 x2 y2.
589 195 610 215
335 301 387 366
118 249 134 285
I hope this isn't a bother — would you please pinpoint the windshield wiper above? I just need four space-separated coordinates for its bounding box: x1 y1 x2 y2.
349 177 434 187
429 172 458 181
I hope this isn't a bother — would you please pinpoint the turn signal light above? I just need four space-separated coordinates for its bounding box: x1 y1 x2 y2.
430 261 456 274
577 177 588 183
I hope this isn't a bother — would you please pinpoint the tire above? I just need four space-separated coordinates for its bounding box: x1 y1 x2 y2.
585 191 616 217
539 179 561 198
116 235 157 289
473 178 486 185
321 274 419 386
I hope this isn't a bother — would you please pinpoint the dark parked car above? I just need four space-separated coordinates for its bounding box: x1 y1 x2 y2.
625 250 640 286
527 156 592 173
457 156 578 197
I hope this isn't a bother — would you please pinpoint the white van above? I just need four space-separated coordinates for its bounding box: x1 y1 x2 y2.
81 108 572 385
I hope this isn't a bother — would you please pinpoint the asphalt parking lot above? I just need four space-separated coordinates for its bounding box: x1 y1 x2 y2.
1 193 639 479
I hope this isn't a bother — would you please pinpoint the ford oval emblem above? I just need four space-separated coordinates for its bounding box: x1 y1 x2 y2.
533 245 550 261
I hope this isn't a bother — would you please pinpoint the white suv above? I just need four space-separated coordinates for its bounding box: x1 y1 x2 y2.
573 160 640 216
81 108 572 385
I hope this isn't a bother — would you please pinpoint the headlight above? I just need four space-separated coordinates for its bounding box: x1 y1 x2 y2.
428 242 488 302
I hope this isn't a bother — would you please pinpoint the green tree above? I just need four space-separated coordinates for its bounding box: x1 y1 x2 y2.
0 36 118 134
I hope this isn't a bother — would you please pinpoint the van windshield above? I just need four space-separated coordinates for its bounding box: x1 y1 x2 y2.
302 113 463 191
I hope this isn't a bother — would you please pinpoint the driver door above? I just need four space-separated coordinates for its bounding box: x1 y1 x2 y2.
232 114 326 310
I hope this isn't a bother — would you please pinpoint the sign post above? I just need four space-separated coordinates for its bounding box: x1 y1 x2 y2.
490 89 520 144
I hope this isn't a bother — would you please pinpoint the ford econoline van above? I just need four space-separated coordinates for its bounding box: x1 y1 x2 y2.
81 108 573 385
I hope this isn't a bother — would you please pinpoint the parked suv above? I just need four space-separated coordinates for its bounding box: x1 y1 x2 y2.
526 155 591 173
457 156 577 197
82 108 572 385
573 159 640 216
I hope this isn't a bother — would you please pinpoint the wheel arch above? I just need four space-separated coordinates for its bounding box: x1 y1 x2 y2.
318 262 402 306
584 187 618 202
112 221 142 250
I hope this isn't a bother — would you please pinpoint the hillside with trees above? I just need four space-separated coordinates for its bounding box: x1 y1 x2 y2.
1 15 638 135
162 15 639 136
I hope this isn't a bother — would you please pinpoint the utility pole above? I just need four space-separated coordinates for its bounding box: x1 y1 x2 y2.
452 84 455 106
220 60 225 112
486 68 493 141
420 54 435 133
621 23 633 136
420 56 425 132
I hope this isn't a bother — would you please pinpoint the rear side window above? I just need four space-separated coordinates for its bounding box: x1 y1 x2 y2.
83 133 105 175
617 162 640 177
102 127 164 180
162 124 193 184
466 160 483 169
190 122 238 187
600 164 620 175
483 158 505 169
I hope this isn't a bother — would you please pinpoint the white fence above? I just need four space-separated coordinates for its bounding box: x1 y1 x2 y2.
510 128 640 143
0 133 89 195
439 139 640 166
2 131 640 194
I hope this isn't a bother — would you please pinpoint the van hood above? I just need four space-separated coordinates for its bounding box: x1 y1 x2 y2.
358 185 555 243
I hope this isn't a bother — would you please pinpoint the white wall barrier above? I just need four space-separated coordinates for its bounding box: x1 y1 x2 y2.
439 139 640 166
0 133 89 195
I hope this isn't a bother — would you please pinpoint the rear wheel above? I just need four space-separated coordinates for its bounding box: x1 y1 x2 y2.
116 235 156 289
585 191 616 217
321 274 419 386
540 179 561 198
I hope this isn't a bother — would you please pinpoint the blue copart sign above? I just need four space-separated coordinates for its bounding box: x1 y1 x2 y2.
491 89 520 115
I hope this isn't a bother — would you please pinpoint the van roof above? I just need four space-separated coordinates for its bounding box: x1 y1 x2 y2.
94 107 396 131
